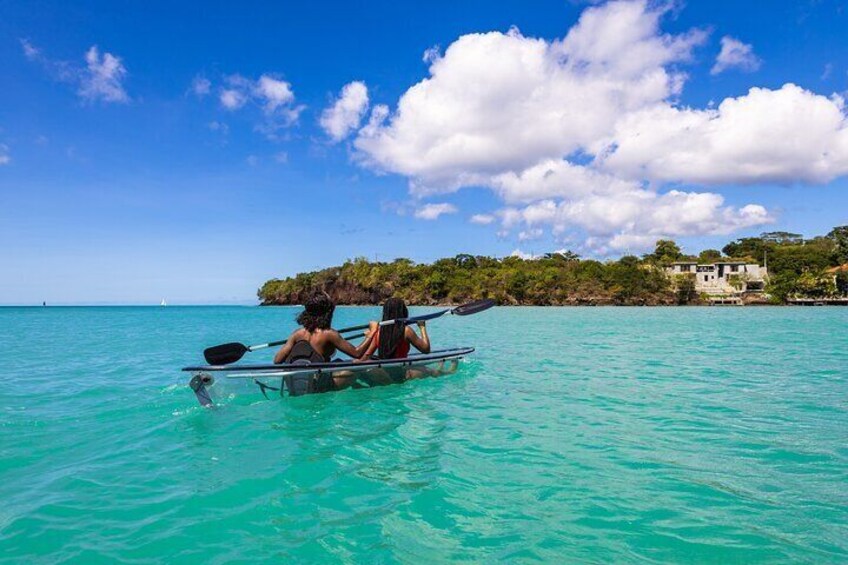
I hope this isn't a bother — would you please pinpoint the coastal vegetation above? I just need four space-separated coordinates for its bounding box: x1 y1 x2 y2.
258 227 848 306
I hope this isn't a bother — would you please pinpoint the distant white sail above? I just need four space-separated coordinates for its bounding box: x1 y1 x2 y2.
160 299 167 307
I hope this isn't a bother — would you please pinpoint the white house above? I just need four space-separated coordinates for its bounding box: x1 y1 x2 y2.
667 261 767 295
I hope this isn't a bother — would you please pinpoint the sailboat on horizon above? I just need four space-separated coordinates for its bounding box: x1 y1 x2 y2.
160 298 167 307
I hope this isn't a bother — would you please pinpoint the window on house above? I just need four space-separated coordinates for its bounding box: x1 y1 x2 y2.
704 275 709 282
731 265 739 272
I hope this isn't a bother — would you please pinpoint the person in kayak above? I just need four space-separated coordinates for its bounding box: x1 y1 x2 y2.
273 291 373 365
357 297 461 383
361 297 431 360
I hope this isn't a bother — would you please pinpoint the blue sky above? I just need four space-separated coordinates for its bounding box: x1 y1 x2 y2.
2 0 848 304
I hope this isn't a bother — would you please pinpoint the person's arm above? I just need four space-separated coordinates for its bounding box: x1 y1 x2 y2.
273 330 300 364
357 322 380 361
405 321 431 353
329 329 374 359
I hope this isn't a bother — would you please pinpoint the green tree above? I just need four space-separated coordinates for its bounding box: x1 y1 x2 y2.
647 239 683 265
723 236 779 262
761 231 803 244
698 249 722 263
795 272 836 298
836 272 848 295
827 225 848 265
673 274 697 304
545 250 580 262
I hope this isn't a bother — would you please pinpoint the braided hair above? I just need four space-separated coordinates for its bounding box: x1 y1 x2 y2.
378 297 408 358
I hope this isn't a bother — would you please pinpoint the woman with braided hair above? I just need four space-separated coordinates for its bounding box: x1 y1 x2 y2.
359 297 458 383
361 297 430 360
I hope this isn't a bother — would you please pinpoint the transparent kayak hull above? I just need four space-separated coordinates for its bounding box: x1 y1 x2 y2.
182 347 474 406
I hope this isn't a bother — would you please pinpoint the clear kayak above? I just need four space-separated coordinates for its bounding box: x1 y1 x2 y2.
182 347 474 406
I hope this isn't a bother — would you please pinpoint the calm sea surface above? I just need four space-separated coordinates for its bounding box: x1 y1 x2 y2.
0 306 846 563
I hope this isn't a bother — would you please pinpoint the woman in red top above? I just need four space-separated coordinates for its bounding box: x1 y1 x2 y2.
362 297 430 359
361 297 460 383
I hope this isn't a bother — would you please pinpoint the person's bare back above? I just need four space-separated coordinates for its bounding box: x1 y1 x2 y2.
275 327 344 363
272 292 373 365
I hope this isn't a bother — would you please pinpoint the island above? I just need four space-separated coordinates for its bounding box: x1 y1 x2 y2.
259 227 848 306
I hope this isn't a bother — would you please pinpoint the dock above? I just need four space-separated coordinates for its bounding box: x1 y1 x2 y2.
787 298 848 306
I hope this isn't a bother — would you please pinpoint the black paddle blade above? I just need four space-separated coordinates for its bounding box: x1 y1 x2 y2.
452 298 496 316
203 342 249 365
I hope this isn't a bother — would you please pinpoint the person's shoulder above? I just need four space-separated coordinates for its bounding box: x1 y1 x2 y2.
290 328 308 339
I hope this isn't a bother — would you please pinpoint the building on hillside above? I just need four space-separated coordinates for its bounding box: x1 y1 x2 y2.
666 261 768 295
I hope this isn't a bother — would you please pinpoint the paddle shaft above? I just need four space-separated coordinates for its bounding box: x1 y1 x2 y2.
336 309 449 334
245 339 288 352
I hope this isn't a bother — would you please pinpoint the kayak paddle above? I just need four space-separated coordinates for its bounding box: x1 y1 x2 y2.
335 298 496 333
202 340 290 366
202 298 495 365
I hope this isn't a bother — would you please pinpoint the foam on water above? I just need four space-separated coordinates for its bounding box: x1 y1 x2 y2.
1 306 846 563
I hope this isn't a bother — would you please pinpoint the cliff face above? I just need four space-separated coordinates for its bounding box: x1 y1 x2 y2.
261 279 391 306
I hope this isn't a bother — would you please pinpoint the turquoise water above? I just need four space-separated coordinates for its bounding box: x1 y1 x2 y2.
1 306 846 563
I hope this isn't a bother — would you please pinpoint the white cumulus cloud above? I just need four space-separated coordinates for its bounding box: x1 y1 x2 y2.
518 228 544 242
489 158 639 203
220 89 246 109
355 0 706 193
422 45 441 64
219 75 251 110
320 81 369 142
0 144 10 165
212 73 304 136
470 214 495 225
497 189 772 251
598 84 848 185
254 75 294 112
414 202 458 220
191 75 211 97
711 36 761 75
79 46 129 103
22 41 129 104
510 249 540 260
349 0 848 251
